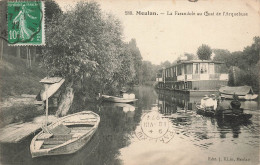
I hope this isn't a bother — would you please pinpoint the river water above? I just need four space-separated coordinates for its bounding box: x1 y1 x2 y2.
0 86 259 165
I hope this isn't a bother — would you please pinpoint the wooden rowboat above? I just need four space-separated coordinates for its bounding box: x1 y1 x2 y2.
101 95 137 103
30 111 100 158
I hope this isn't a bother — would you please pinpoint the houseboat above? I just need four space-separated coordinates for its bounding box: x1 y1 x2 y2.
156 59 229 96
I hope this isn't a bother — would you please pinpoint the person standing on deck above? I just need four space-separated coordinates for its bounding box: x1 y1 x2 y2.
204 94 217 110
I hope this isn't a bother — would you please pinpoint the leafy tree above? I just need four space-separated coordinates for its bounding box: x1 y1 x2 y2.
86 13 124 95
0 1 7 39
127 39 143 84
160 61 172 68
197 44 212 60
225 37 259 92
241 36 260 69
184 53 197 60
213 49 230 62
113 44 136 89
140 61 156 84
45 0 62 22
42 2 124 115
175 53 197 63
36 0 63 58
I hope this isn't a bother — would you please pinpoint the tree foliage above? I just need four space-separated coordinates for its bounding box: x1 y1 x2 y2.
159 61 172 68
127 39 143 84
197 44 212 60
139 61 157 84
0 1 7 38
42 2 142 97
45 0 62 22
184 53 197 60
213 37 260 92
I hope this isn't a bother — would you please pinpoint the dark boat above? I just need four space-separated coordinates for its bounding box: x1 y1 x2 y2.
196 105 252 121
215 109 252 121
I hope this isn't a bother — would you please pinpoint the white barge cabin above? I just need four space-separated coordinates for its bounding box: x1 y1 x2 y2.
156 60 229 96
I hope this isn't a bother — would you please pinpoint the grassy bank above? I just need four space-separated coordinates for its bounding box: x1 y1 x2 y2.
0 55 46 100
0 55 47 127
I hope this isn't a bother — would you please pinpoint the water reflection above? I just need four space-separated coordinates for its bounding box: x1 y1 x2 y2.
156 89 260 156
0 86 259 165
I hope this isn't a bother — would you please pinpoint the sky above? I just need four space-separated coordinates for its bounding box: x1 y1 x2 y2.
55 0 260 64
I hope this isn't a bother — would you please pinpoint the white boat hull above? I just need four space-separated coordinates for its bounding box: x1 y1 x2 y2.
221 93 258 100
102 95 137 103
30 111 100 158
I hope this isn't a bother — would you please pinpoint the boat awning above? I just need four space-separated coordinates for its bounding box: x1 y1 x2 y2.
40 77 63 84
219 86 254 95
38 77 65 101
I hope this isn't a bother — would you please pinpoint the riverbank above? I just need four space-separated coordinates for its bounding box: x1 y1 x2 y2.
0 55 45 100
0 55 46 127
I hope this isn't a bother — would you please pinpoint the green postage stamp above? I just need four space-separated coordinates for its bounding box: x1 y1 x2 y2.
7 1 45 46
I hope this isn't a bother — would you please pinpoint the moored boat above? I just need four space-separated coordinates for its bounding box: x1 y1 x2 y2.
219 86 258 100
30 111 100 158
101 94 137 103
215 109 252 121
196 105 252 121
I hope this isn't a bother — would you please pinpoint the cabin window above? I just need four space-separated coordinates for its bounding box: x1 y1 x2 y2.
214 64 219 73
193 63 199 74
186 64 193 74
184 82 188 89
209 63 214 74
177 65 182 75
200 63 208 74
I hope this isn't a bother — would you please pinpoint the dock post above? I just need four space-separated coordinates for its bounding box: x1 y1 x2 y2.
44 84 49 127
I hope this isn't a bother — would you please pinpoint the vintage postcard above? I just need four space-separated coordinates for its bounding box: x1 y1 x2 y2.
0 0 259 165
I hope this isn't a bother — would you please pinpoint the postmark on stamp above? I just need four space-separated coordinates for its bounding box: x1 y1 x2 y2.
135 110 175 143
7 1 45 46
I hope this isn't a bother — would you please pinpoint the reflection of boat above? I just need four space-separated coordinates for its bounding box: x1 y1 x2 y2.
219 86 258 100
113 103 135 112
196 105 252 121
30 111 100 158
101 94 137 103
